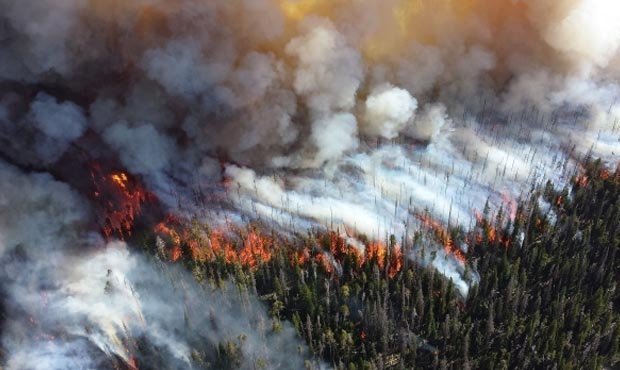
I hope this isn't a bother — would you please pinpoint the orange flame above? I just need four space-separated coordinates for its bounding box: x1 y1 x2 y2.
239 231 273 269
153 220 405 279
290 248 310 266
417 213 467 263
170 245 182 262
366 242 387 269
314 253 334 274
473 211 511 249
388 245 403 278
575 175 589 188
154 221 182 246
91 165 150 240
110 173 128 189
154 220 274 269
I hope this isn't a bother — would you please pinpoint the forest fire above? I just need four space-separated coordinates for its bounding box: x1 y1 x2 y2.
416 213 467 263
366 242 387 269
501 192 518 222
575 164 620 189
387 246 403 279
239 231 274 269
2 0 620 367
208 230 242 265
111 173 129 189
596 166 620 183
323 231 403 278
314 253 335 274
86 161 441 282
575 174 590 188
91 164 150 240
152 217 405 278
153 217 275 269
473 211 512 249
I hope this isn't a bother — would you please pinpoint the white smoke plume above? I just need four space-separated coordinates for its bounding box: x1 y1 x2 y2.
0 0 619 364
364 85 418 140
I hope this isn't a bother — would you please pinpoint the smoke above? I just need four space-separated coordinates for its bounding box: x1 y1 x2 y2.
0 0 619 364
103 122 177 176
364 85 417 140
287 19 363 115
0 161 318 369
533 0 620 70
30 93 87 141
408 104 448 142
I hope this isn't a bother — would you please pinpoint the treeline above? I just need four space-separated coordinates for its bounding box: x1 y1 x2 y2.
150 160 619 369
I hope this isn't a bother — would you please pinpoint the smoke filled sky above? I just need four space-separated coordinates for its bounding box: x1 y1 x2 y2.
0 0 619 368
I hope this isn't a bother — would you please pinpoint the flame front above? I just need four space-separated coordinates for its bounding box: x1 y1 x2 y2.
154 220 405 278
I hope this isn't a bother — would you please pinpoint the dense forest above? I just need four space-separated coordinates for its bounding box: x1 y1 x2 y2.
144 160 620 369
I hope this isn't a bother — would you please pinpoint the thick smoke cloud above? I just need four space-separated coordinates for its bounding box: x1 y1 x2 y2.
0 0 619 364
533 0 620 70
103 122 176 176
364 85 417 140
